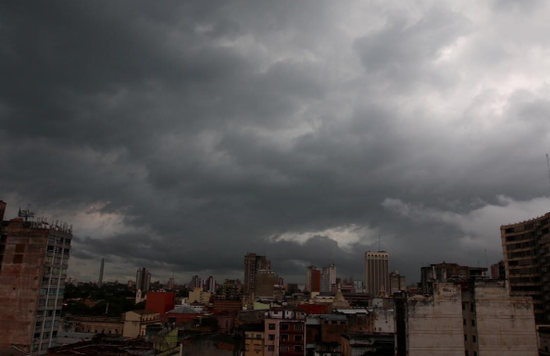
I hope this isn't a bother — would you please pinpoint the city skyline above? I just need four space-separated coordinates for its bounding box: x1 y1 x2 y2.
3 1 550 284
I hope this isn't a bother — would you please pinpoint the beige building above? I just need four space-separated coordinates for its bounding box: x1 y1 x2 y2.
395 281 538 356
122 310 160 338
244 328 264 356
365 251 389 296
187 287 211 305
64 316 124 335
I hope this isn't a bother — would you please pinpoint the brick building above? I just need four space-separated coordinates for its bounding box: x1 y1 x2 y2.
0 201 72 355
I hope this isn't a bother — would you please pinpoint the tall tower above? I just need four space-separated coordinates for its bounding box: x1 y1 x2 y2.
243 253 270 303
0 202 72 355
365 251 389 296
136 267 151 292
501 212 550 324
98 258 105 287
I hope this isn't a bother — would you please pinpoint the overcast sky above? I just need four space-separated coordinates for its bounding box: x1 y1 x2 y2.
2 1 550 285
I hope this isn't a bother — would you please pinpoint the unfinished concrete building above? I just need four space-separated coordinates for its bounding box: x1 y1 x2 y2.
395 281 537 356
0 201 72 355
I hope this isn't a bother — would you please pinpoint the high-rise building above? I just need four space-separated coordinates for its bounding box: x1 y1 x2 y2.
320 264 336 293
166 277 175 290
364 251 389 296
98 258 105 287
244 253 270 303
0 201 72 355
205 276 216 293
501 213 550 324
306 265 321 293
135 267 151 292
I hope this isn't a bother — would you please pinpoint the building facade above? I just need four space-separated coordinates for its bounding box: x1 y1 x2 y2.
306 265 321 293
320 264 336 293
264 309 306 356
364 251 389 296
395 281 538 356
244 253 270 305
500 213 550 323
0 201 72 355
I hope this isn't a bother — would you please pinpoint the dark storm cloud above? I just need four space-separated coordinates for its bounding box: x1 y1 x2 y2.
2 1 550 283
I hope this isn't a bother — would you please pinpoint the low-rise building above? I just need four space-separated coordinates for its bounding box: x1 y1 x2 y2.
244 324 265 356
264 308 306 356
122 310 160 338
63 316 124 336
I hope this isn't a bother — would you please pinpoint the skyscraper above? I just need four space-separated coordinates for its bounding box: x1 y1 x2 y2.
320 263 336 293
98 258 105 287
244 253 270 303
136 267 151 292
0 201 72 355
501 212 550 324
365 251 389 296
306 264 321 293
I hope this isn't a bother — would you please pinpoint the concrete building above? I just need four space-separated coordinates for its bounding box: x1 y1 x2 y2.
205 275 216 293
244 324 265 356
395 281 538 356
264 308 306 356
244 253 270 305
320 264 336 293
420 262 487 295
306 265 321 293
500 213 550 323
389 270 406 295
0 202 72 355
135 267 151 292
254 269 278 297
122 309 161 338
490 261 505 281
188 287 211 305
145 291 175 315
365 251 389 297
166 277 175 290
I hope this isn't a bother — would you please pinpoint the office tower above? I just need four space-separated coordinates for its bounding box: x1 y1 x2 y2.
135 267 151 292
365 251 389 296
244 253 270 301
205 276 216 293
98 258 104 287
501 212 550 324
320 264 336 293
389 270 407 294
0 202 72 355
306 265 321 293
189 275 203 289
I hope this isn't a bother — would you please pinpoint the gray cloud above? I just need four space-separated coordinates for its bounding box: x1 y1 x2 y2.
2 1 550 284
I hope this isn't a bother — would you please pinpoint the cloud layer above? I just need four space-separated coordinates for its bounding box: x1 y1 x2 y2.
2 1 550 284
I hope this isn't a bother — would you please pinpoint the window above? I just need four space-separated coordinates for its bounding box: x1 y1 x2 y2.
280 345 289 352
256 334 262 339
15 244 26 253
268 346 274 351
294 345 303 352
294 323 303 331
473 335 476 343
13 254 23 264
471 320 475 326
464 334 467 341
281 334 288 341
47 246 54 253
268 335 275 340
268 323 275 330
281 324 289 330
295 335 303 342
463 319 466 325
40 288 47 295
